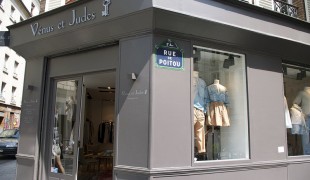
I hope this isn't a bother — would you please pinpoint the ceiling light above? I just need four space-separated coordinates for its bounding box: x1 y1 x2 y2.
223 54 235 69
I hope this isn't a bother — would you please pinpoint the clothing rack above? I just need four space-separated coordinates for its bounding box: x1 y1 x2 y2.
98 121 114 144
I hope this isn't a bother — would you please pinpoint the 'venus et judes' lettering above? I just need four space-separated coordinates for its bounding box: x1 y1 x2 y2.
30 23 54 36
69 7 96 26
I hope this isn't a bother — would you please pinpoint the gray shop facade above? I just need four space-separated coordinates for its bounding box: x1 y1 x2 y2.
8 0 310 180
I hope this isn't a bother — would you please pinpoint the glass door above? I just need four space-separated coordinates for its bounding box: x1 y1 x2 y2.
49 78 82 180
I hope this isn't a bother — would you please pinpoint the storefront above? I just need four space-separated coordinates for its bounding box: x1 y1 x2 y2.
8 0 310 180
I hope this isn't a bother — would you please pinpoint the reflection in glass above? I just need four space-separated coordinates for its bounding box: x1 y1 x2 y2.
51 80 78 174
193 46 249 161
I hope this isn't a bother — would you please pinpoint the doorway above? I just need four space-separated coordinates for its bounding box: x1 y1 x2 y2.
78 71 115 180
49 71 116 180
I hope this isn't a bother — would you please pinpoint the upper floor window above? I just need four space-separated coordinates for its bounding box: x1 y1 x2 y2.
31 3 35 16
11 86 16 96
0 1 3 13
192 46 249 161
3 54 9 74
1 82 6 98
13 61 18 79
4 54 9 66
10 6 15 17
283 63 310 156
11 86 16 104
273 0 298 18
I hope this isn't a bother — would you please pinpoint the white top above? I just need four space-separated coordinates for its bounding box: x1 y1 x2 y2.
284 96 292 128
293 87 310 115
290 104 305 125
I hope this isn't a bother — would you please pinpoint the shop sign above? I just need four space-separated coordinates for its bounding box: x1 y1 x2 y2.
155 39 184 70
30 0 112 36
0 31 10 46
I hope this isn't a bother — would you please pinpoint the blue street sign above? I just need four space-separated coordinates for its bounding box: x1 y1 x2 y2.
155 39 184 70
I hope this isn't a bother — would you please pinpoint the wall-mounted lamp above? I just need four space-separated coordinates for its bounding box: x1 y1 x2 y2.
282 66 287 75
223 54 235 69
297 70 306 80
193 47 197 55
27 85 34 91
131 73 137 80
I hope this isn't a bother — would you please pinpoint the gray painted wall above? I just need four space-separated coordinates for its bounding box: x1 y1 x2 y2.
150 36 192 169
151 167 287 180
247 53 286 162
48 46 118 77
288 162 310 180
116 35 152 168
16 58 46 180
153 0 310 46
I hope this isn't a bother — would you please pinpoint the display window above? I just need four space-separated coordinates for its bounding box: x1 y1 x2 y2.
283 63 310 156
51 80 79 175
192 45 249 161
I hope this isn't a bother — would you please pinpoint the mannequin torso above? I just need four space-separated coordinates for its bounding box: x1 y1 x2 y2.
293 87 310 115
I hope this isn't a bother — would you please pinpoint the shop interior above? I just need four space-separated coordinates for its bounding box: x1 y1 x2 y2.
78 71 115 180
51 71 116 180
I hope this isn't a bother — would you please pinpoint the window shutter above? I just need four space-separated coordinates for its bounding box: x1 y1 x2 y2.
306 0 310 22
46 0 62 11
259 0 273 10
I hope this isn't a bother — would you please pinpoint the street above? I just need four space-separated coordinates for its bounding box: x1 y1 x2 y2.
0 155 16 180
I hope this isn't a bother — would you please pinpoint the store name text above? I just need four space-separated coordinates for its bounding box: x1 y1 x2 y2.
30 0 111 36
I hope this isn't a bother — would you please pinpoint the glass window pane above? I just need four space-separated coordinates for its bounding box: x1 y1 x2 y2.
193 46 249 161
283 63 310 156
51 80 78 174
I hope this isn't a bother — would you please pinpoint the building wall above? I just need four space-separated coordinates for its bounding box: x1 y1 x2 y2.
0 0 39 132
7 0 310 180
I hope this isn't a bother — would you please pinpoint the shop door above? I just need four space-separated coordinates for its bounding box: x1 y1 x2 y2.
49 77 83 180
45 46 118 180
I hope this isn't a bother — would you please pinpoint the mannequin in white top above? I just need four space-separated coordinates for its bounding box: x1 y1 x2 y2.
293 86 310 155
293 87 310 115
212 79 226 92
206 79 230 126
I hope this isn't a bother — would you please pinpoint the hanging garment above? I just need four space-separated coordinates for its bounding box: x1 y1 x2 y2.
194 108 206 153
206 83 230 126
98 122 105 143
83 119 94 145
284 96 292 128
109 123 114 144
193 78 208 112
302 115 310 155
290 104 306 135
207 102 230 126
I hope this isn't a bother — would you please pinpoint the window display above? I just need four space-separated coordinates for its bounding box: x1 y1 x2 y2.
51 80 78 174
193 46 249 161
283 63 310 156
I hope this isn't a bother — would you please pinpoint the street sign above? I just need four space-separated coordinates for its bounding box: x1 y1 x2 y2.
155 39 184 70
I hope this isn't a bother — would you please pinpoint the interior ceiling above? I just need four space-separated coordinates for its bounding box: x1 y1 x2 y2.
83 71 116 101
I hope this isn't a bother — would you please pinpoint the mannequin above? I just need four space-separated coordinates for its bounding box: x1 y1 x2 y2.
293 86 310 155
65 96 76 154
193 71 207 157
206 79 230 126
290 103 305 134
